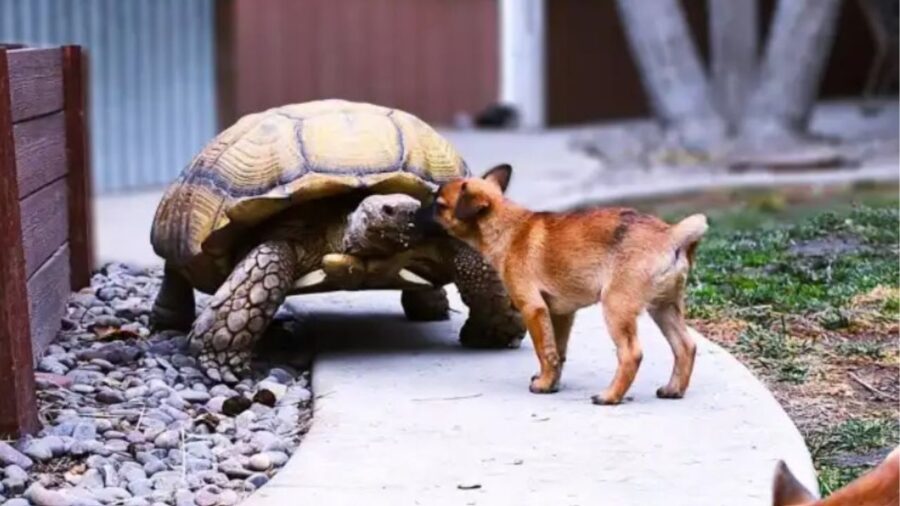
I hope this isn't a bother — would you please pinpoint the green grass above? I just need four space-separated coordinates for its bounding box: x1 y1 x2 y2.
810 417 900 495
688 205 899 319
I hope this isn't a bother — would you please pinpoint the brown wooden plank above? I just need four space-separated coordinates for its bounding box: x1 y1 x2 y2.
14 111 67 199
26 244 70 361
20 177 68 279
63 46 94 290
0 48 39 438
7 47 64 123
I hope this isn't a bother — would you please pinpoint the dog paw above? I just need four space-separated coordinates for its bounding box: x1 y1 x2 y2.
590 390 623 405
655 386 685 399
529 375 559 394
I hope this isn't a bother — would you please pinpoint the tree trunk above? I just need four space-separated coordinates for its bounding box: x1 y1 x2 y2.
739 0 843 139
615 0 725 146
709 0 759 134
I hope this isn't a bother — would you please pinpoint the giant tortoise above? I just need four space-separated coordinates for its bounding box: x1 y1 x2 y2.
151 100 524 382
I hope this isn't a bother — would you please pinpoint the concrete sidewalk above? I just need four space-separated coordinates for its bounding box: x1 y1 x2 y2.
234 288 817 505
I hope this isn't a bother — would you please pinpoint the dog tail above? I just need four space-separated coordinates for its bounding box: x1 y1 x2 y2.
670 214 708 265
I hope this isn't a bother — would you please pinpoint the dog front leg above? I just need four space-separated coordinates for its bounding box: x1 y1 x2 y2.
520 301 561 393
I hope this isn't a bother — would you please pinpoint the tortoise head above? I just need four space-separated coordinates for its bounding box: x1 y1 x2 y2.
342 194 423 256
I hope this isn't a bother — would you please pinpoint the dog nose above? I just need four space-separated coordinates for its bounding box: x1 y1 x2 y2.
413 202 447 238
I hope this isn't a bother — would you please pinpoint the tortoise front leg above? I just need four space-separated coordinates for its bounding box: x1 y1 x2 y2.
451 242 525 348
152 265 196 331
401 288 450 321
189 241 297 384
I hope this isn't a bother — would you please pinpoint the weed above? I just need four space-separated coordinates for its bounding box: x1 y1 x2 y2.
835 340 886 360
809 417 900 494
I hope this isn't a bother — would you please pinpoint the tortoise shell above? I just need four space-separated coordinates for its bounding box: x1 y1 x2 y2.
150 99 468 292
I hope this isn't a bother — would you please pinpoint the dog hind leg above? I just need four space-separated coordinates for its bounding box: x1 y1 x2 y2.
593 296 642 405
648 302 696 399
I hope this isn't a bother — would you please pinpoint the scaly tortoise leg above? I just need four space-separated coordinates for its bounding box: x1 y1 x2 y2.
151 264 196 331
451 242 525 348
401 288 450 321
189 241 297 384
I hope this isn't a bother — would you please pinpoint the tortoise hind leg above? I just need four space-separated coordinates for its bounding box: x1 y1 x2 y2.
190 241 297 384
451 242 525 348
152 265 196 331
401 288 450 321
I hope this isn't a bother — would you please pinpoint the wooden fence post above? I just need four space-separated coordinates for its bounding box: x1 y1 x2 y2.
0 47 39 438
63 45 94 290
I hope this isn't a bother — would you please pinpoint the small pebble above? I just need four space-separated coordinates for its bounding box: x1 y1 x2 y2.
247 453 271 472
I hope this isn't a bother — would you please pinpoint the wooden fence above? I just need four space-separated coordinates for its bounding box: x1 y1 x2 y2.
0 45 93 437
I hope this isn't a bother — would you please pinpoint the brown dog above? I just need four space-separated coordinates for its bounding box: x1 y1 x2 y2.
772 447 900 505
419 164 707 404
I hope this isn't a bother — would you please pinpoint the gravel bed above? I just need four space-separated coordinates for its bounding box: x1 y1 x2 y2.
0 264 313 506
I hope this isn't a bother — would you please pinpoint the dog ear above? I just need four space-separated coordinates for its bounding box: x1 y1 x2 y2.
482 164 512 193
453 184 489 220
772 461 815 506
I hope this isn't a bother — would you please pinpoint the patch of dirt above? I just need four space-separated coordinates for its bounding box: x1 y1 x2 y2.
788 236 867 258
696 287 899 486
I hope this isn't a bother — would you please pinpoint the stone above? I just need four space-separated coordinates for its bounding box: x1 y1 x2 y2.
2 474 27 495
152 431 179 450
72 385 96 395
193 487 218 506
0 442 34 469
5 464 29 482
218 459 251 479
127 479 153 497
38 357 69 375
119 463 148 483
123 498 150 506
180 390 210 404
22 439 53 461
209 385 237 398
5 499 30 506
124 386 149 400
91 487 132 504
72 421 98 441
99 464 120 488
69 440 104 457
263 451 289 467
205 397 226 414
247 453 271 472
79 469 105 489
96 389 126 405
217 489 239 506
246 473 268 489
141 460 166 477
149 471 182 492
25 482 102 506
184 443 214 461
104 440 129 454
125 431 146 444
233 411 256 429
250 431 285 452
174 490 193 506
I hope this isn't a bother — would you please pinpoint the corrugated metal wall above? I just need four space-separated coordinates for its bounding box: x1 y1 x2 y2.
0 0 217 193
